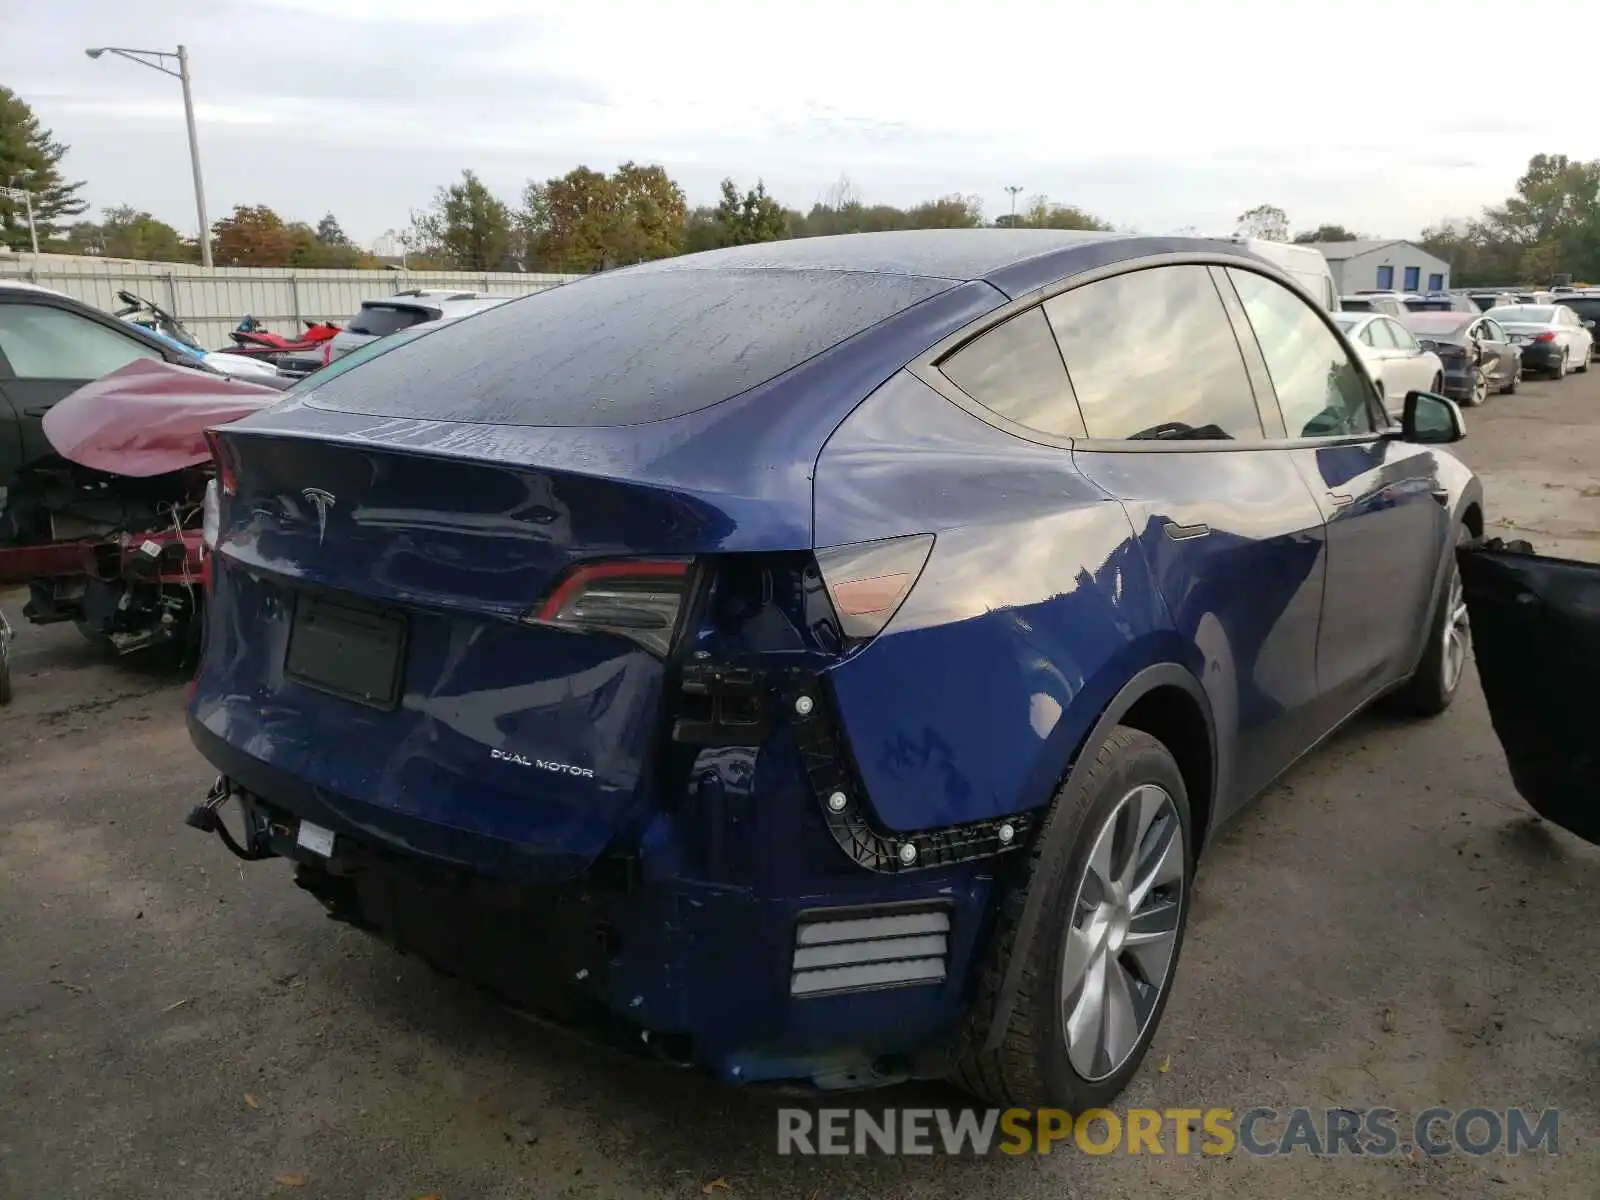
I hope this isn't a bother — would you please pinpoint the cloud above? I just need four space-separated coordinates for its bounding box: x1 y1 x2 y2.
2 0 1596 244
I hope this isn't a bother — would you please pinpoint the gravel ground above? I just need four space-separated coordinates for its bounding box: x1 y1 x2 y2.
2 367 1597 1200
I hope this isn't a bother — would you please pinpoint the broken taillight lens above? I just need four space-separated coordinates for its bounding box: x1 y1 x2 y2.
204 430 238 496
201 478 221 550
525 560 694 657
815 533 934 640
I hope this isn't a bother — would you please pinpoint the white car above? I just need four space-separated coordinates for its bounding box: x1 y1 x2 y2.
1489 304 1595 379
1331 311 1444 413
325 290 513 362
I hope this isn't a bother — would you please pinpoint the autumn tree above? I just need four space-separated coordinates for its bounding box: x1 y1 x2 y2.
66 206 192 260
712 177 787 245
0 86 88 249
413 170 515 271
522 162 686 272
906 194 983 229
213 204 298 265
1235 204 1290 242
1293 224 1360 244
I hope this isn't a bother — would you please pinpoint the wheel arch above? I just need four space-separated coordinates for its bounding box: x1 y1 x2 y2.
981 662 1217 1053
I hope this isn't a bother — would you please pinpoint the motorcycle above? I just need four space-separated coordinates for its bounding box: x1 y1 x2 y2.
114 289 204 352
218 314 341 362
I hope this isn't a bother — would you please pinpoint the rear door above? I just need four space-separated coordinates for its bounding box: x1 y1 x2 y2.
1049 263 1330 808
0 294 165 469
1476 317 1518 387
1225 267 1446 726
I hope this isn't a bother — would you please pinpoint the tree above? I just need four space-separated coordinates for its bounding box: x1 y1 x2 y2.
712 177 788 246
906 194 983 229
213 204 298 266
1293 224 1360 244
315 212 349 245
1235 204 1290 242
521 162 687 272
1019 195 1115 231
67 206 192 261
413 170 515 271
0 86 88 250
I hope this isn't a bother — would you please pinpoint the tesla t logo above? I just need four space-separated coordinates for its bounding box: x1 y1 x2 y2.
301 488 335 545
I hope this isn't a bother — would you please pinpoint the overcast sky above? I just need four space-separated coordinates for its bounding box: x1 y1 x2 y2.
3 0 1586 247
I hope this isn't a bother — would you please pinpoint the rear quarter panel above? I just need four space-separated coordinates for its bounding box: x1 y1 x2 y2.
813 372 1179 831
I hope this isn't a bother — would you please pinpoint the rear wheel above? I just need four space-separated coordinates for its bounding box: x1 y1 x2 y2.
1499 366 1519 394
1576 348 1589 373
1466 367 1488 406
1431 372 1444 394
1392 524 1470 717
1552 351 1567 380
952 726 1192 1107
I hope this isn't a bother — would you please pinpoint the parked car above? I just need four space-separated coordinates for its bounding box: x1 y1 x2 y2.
1338 293 1408 317
0 281 270 493
1399 311 1522 404
1552 293 1600 359
187 230 1482 1109
1468 293 1516 312
1513 291 1555 305
1484 304 1594 378
1331 311 1444 414
1404 293 1478 313
324 289 513 362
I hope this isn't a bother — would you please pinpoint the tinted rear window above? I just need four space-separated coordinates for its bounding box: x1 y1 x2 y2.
347 303 433 337
305 268 950 426
1557 297 1600 317
1340 297 1374 312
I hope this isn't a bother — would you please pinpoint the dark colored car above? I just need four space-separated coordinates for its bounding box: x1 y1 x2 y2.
1553 293 1600 359
0 282 232 491
1399 311 1521 404
187 231 1483 1109
1404 294 1479 313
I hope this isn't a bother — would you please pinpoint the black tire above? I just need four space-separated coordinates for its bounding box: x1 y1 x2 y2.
1431 373 1444 394
1551 351 1567 380
1391 524 1470 717
0 647 11 706
951 726 1193 1107
1575 351 1589 374
1499 364 1518 394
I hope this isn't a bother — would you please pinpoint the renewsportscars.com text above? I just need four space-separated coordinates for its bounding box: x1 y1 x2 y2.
777 1106 1560 1157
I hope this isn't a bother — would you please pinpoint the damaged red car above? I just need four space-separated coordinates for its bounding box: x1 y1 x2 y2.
0 359 283 656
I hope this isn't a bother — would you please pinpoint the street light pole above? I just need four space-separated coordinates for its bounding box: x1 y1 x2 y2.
1005 185 1024 225
85 44 213 267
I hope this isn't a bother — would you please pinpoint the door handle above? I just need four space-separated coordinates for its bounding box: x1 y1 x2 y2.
1163 521 1210 541
1430 487 1449 507
1328 492 1355 508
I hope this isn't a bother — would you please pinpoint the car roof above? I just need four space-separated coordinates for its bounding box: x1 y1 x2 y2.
1 279 77 300
612 228 1288 300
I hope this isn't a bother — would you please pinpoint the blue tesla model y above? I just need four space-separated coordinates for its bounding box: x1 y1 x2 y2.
188 230 1481 1107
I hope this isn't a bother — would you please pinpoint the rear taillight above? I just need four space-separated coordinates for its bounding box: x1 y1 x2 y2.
1534 331 1557 343
201 478 221 550
815 534 934 640
526 560 693 656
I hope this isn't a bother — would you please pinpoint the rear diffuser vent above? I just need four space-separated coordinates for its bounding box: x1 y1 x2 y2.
790 904 951 998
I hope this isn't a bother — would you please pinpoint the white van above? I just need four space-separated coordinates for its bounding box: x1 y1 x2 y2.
1227 238 1340 312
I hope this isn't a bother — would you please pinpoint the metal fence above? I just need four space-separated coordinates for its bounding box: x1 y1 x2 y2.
0 252 582 350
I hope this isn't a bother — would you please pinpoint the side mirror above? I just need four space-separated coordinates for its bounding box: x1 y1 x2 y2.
1585 319 1595 329
1401 390 1466 444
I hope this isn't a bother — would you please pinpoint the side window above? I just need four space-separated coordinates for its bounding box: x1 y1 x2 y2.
1484 319 1505 342
938 307 1081 437
1388 321 1420 351
1227 268 1380 439
1044 265 1262 441
1367 321 1397 349
1358 324 1377 347
0 303 162 380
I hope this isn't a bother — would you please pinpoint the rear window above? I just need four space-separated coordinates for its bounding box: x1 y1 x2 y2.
1404 298 1456 311
346 303 434 337
305 268 951 426
1340 297 1374 312
1556 297 1600 318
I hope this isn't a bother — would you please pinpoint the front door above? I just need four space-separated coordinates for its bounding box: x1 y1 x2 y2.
0 297 164 469
1225 267 1446 725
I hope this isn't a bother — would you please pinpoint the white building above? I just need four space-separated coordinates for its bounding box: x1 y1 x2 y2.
1309 240 1451 295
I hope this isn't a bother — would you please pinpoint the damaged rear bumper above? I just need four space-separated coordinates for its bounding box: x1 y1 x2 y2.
1458 539 1600 844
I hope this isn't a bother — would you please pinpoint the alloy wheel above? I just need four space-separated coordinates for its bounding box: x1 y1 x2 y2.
1060 783 1185 1081
1473 368 1488 406
1441 564 1470 695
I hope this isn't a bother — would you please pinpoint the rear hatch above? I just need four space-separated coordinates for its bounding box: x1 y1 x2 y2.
191 264 972 880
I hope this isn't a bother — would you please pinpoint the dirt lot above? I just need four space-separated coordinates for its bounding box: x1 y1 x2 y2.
2 369 1597 1200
